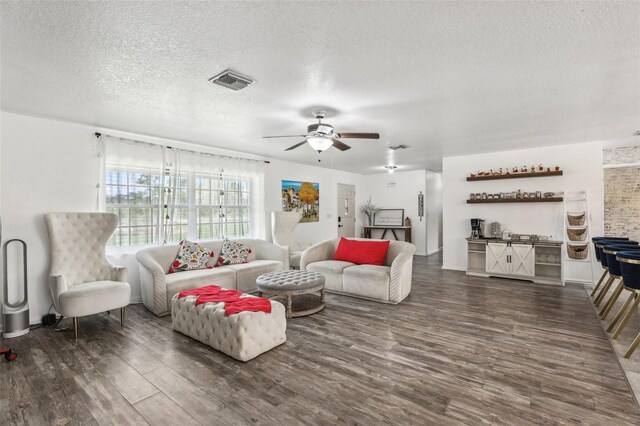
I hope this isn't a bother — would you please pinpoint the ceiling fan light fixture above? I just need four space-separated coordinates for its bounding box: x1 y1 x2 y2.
308 136 333 152
385 165 398 174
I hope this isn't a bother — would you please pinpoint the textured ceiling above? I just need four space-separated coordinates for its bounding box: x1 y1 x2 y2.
1 1 639 173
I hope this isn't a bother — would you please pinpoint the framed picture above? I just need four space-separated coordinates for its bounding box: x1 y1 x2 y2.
281 180 320 223
373 209 404 226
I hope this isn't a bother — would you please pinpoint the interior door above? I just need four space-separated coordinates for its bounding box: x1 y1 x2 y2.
510 244 535 277
486 242 509 275
337 184 356 238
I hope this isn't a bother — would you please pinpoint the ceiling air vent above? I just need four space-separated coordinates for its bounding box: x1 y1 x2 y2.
208 69 254 91
388 144 409 150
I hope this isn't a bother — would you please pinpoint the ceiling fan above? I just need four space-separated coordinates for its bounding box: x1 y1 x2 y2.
263 111 380 152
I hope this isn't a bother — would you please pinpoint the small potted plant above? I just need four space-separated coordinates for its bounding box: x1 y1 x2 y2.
361 197 380 226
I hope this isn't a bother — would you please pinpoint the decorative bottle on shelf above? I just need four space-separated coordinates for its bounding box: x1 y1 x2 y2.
405 217 412 227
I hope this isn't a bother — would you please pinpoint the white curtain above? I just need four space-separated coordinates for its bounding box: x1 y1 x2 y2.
99 135 266 246
100 135 166 245
222 155 266 240
177 149 266 240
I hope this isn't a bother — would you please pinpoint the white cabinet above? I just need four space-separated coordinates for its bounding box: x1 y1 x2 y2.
510 244 535 277
468 239 562 285
486 243 510 275
485 242 535 278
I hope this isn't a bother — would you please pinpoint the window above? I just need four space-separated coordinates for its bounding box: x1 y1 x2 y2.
105 166 162 247
101 135 265 247
106 167 253 247
194 172 252 240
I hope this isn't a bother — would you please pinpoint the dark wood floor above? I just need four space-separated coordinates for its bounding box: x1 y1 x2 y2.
3 253 640 425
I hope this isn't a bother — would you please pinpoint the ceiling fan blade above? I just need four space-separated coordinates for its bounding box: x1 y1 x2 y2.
285 140 308 151
335 132 380 139
331 138 351 151
262 135 307 139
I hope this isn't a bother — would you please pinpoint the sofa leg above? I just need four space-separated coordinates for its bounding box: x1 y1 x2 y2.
121 307 125 327
73 317 79 340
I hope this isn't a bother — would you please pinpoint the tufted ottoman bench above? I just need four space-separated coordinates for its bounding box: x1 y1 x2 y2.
171 293 286 362
256 270 325 319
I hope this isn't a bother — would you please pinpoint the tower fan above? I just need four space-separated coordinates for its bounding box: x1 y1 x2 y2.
1 217 30 338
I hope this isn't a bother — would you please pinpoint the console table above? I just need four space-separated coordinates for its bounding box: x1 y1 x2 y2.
363 226 412 243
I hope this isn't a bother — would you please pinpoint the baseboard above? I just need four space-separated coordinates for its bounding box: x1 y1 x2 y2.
426 248 442 255
442 265 466 272
564 279 593 285
415 251 427 256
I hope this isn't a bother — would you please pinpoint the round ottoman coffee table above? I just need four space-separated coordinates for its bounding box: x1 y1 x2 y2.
256 270 325 319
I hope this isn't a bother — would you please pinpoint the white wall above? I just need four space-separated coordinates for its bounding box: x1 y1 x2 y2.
426 171 443 255
0 111 3 316
442 141 604 283
362 170 426 255
0 112 363 325
1 113 98 326
264 159 363 247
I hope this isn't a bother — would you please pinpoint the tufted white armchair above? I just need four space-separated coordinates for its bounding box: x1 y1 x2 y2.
271 211 310 269
44 213 131 339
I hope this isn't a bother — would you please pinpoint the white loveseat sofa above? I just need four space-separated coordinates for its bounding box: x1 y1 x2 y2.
136 239 288 316
300 238 415 304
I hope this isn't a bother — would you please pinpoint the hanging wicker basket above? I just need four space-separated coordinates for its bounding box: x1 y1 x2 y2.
567 243 589 260
567 212 586 226
567 226 588 241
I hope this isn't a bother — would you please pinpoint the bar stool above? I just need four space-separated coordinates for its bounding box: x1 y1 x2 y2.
593 240 637 306
614 251 640 357
599 245 640 320
591 237 629 297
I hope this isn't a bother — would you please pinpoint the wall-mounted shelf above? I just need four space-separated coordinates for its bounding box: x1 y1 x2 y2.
467 170 563 181
466 197 563 204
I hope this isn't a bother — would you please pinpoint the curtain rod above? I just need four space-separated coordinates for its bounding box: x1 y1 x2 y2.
94 132 270 164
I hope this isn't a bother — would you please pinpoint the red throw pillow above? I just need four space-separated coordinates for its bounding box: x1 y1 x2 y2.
333 238 390 266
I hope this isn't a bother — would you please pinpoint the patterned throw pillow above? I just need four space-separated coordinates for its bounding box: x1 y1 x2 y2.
168 240 215 274
216 239 252 266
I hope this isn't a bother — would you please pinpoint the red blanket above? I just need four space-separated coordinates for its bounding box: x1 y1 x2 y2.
177 285 271 316
224 298 272 316
178 285 221 299
194 289 242 306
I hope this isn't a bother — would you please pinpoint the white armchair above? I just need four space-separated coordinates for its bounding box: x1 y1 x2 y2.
44 213 131 338
271 211 310 269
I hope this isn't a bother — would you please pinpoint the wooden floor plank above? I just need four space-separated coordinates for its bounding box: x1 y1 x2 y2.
133 392 200 426
71 370 149 425
143 366 245 425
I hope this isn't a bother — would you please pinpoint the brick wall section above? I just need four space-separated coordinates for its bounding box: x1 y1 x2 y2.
604 146 640 165
604 166 640 240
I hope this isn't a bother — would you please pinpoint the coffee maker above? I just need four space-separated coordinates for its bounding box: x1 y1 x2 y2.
470 218 485 239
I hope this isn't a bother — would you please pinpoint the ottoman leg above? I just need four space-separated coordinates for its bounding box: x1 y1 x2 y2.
287 293 292 319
